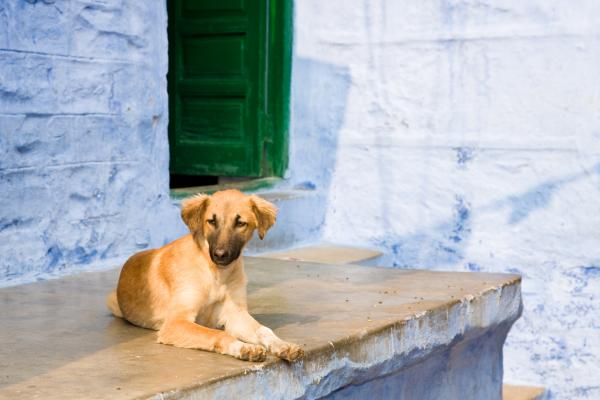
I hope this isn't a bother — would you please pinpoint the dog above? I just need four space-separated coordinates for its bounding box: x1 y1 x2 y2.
106 189 303 362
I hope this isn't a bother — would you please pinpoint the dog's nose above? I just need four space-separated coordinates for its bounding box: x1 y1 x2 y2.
214 249 227 258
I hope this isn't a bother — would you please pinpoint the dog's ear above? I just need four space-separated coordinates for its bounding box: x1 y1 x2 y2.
250 195 277 240
181 194 210 233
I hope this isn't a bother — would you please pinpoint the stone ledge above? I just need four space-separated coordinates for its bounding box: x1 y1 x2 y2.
169 177 284 201
503 384 547 400
258 243 382 265
0 257 522 399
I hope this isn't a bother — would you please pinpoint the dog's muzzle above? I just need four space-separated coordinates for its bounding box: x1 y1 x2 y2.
210 248 239 267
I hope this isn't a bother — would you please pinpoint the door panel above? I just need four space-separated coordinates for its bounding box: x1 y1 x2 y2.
168 0 263 176
180 98 245 140
182 36 245 77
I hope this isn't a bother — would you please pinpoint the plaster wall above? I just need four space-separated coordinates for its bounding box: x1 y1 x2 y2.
291 1 600 398
0 1 180 284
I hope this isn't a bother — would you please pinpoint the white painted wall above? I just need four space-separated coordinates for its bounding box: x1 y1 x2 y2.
291 1 600 398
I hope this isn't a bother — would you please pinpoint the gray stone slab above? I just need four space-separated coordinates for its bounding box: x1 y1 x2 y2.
259 244 382 265
0 257 521 399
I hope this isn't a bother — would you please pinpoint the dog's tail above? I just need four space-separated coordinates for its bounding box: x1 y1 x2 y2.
106 290 123 318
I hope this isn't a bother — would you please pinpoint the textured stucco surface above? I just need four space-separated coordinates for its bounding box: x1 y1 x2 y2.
0 0 180 284
290 1 600 398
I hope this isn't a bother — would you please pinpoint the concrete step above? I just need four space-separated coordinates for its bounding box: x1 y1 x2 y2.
0 257 522 399
503 384 547 400
257 243 383 265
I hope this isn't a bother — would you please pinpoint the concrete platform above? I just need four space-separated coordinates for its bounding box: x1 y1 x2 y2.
259 244 382 265
0 257 522 399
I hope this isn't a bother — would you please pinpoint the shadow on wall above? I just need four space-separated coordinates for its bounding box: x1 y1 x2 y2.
489 163 600 225
375 160 600 269
249 57 351 250
289 56 350 195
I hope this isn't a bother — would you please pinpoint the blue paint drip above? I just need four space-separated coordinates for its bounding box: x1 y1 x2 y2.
533 304 545 314
582 265 600 277
562 265 600 294
454 147 474 168
15 140 41 154
441 245 458 255
507 182 557 224
68 246 98 265
450 195 471 243
45 245 62 270
466 262 482 272
377 195 473 268
108 165 119 183
0 218 20 232
294 181 317 190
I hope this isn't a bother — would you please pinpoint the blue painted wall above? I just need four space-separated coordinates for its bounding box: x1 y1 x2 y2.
0 0 180 284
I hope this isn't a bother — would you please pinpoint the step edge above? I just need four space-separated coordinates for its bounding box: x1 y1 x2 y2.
256 243 384 264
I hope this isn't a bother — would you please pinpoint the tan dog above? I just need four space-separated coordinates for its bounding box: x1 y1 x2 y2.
106 189 303 362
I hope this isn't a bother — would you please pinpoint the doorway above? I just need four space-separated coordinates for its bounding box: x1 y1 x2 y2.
167 0 292 188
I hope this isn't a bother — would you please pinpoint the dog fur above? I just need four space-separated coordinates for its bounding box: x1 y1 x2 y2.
106 189 303 362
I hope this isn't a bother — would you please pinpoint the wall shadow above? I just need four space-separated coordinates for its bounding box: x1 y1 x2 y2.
248 56 351 252
288 56 351 195
484 162 600 225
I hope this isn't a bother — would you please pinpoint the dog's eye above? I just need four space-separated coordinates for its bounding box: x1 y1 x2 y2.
235 220 247 228
207 219 216 226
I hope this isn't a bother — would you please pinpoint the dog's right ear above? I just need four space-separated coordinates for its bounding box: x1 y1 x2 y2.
250 195 277 240
181 194 210 233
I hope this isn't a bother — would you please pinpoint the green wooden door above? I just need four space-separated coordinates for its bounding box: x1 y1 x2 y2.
168 0 266 177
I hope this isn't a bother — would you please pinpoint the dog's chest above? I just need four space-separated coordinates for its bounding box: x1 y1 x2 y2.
207 283 228 304
194 283 229 327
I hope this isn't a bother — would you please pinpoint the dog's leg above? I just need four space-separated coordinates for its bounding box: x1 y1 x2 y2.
157 316 267 361
220 303 304 362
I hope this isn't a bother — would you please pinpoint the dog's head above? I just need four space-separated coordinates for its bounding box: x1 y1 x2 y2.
181 189 277 268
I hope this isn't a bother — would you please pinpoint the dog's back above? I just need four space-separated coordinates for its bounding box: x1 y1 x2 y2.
109 248 164 329
105 290 122 318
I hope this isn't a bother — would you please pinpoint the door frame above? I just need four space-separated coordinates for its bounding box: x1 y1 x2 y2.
166 0 293 178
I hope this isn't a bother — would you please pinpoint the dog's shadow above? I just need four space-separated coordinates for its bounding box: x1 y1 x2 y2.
252 313 319 330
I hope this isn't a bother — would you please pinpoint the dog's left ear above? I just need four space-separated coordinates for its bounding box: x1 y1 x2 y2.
181 194 210 233
250 195 277 240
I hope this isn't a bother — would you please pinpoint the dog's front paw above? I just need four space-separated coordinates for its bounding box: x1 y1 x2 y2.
271 341 304 362
237 343 267 362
